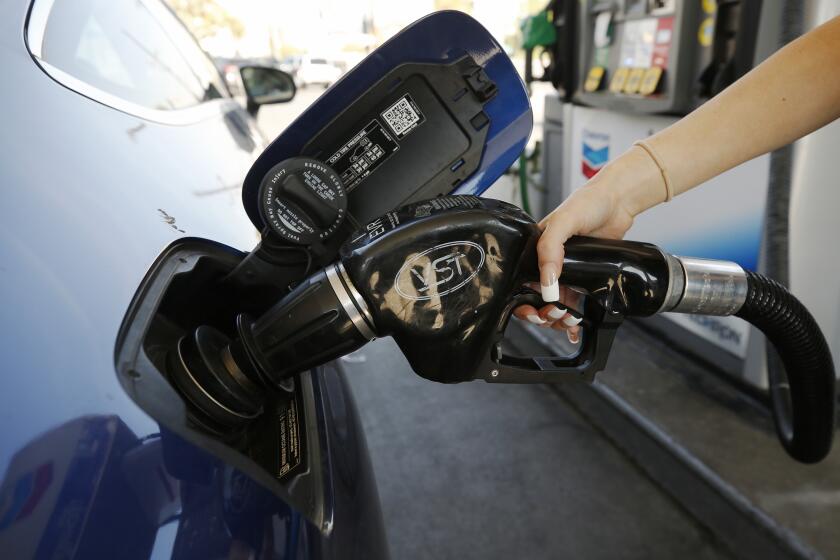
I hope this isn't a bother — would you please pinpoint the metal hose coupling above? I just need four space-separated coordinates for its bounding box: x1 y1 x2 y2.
326 262 377 341
657 251 835 462
659 254 749 316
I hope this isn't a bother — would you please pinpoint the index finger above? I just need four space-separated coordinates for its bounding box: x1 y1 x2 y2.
535 210 580 301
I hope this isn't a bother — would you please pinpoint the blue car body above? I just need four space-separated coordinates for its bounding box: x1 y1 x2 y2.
0 1 529 558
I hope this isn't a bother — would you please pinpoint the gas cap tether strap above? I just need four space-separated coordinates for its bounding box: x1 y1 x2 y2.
633 140 674 203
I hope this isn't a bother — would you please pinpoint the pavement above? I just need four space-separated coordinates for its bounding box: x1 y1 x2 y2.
340 337 733 560
586 318 840 558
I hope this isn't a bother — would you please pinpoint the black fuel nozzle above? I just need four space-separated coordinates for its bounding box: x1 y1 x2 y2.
211 196 675 389
169 196 835 463
168 196 672 429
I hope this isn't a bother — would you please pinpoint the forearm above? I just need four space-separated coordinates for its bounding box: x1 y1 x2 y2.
611 15 840 216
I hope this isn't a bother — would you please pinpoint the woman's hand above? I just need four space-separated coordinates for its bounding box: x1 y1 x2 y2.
513 146 666 340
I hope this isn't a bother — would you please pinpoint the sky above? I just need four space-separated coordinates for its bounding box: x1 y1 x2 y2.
204 0 528 59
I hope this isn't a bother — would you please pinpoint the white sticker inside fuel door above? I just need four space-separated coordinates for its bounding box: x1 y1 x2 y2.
381 94 425 139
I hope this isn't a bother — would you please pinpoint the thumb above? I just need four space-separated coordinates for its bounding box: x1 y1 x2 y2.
536 211 578 302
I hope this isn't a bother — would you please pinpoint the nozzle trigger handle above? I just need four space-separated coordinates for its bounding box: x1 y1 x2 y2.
480 290 624 384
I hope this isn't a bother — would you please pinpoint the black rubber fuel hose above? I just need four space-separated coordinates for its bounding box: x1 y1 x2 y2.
735 271 836 463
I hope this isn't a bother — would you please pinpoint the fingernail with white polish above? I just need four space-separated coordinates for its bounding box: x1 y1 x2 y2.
540 263 560 302
527 314 547 325
562 314 582 327
548 306 566 320
567 330 580 344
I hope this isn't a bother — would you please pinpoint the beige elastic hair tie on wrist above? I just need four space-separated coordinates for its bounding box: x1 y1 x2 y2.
633 140 674 202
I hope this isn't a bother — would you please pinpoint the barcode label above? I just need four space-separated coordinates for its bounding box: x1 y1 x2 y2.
381 94 424 139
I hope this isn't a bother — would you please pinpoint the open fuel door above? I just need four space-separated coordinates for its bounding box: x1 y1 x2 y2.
242 10 533 230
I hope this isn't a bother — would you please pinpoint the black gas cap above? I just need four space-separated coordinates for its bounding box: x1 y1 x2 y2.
258 157 347 245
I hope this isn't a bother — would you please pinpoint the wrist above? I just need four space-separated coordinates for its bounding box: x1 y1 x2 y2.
593 145 668 217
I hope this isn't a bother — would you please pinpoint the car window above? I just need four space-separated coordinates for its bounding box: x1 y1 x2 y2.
34 0 226 111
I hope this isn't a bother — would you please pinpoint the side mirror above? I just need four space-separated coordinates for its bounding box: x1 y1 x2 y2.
240 66 296 117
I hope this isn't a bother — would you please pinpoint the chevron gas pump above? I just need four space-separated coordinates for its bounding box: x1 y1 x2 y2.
542 0 840 390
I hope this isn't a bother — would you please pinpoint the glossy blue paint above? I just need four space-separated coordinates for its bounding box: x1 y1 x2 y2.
0 0 387 557
242 10 533 229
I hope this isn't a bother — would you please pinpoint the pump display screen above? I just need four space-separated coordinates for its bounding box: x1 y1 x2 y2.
619 19 658 68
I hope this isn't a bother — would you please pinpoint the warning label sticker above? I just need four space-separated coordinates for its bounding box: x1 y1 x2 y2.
327 119 400 191
381 94 424 138
278 397 302 479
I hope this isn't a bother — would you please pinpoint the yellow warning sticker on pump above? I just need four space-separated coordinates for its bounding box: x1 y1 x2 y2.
639 67 663 95
609 67 630 93
623 68 645 94
698 17 715 47
584 66 606 92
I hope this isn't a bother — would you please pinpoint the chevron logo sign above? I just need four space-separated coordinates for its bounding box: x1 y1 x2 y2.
581 130 610 179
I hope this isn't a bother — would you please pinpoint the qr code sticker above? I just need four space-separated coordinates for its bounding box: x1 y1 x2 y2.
381 95 423 138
